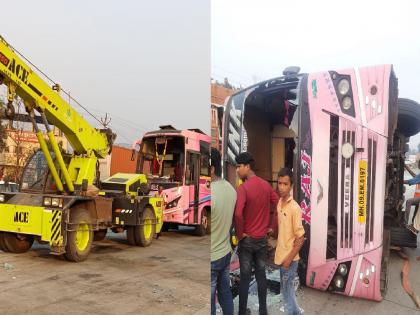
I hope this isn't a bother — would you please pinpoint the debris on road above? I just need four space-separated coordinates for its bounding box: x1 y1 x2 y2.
2 262 14 271
395 248 420 308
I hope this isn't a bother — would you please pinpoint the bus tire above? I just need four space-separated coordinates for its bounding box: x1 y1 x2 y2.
397 98 420 137
127 226 136 246
195 208 208 237
65 208 93 262
3 233 34 253
390 226 417 248
161 222 170 232
134 207 156 247
93 229 108 241
205 208 211 235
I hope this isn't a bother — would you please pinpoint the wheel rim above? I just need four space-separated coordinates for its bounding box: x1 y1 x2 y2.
202 213 208 229
143 215 152 240
75 221 90 251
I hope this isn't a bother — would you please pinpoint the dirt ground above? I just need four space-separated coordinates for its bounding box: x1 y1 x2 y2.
0 227 210 315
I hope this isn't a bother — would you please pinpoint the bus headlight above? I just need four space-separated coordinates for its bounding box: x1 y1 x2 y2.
338 79 350 95
342 96 353 110
43 197 52 206
329 261 351 292
166 197 181 209
338 263 348 276
341 143 354 159
333 275 345 290
0 194 5 202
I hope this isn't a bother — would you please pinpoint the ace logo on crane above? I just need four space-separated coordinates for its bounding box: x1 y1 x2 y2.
13 211 29 224
8 58 30 85
0 51 30 85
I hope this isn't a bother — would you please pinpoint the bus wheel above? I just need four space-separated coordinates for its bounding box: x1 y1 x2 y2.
3 233 34 253
93 229 108 241
205 209 211 235
380 229 391 297
161 222 169 232
65 208 93 262
195 209 208 236
127 226 136 246
135 207 156 247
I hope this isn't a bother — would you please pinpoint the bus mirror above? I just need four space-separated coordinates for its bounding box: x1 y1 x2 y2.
283 66 300 76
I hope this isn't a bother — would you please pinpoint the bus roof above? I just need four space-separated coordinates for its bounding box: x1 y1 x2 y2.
143 128 211 142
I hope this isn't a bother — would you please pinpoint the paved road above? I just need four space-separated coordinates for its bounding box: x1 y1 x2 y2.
0 228 210 315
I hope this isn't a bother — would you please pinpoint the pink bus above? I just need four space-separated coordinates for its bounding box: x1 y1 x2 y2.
133 126 211 235
222 65 420 300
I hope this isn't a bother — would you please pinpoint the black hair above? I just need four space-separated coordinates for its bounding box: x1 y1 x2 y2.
211 147 222 177
235 152 256 171
278 167 293 184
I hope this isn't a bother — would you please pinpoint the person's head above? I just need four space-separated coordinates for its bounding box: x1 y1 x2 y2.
158 185 163 194
235 152 255 180
277 167 293 198
210 147 222 180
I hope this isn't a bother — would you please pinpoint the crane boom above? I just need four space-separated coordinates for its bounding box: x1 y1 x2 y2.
0 35 115 192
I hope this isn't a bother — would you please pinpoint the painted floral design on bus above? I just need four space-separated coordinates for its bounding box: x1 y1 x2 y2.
300 149 312 224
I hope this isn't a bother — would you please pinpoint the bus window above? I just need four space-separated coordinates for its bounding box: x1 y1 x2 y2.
200 141 210 177
186 152 199 185
139 136 185 181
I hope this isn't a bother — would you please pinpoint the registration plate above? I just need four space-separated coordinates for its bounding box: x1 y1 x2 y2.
357 160 367 223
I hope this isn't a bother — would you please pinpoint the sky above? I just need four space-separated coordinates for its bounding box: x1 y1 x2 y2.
0 0 210 145
212 0 420 150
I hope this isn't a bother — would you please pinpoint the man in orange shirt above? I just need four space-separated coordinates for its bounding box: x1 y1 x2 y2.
404 160 420 234
274 168 305 315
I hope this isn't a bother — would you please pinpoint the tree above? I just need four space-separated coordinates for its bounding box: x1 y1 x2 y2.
5 99 34 182
0 99 7 151
0 99 9 180
0 99 33 182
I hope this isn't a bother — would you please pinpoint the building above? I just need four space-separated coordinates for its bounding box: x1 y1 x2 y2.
211 104 224 151
210 82 236 151
211 82 235 105
0 126 69 182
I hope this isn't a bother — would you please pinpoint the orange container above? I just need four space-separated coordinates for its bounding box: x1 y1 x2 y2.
110 145 137 175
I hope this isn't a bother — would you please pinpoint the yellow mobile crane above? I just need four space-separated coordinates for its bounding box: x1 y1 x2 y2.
0 35 163 261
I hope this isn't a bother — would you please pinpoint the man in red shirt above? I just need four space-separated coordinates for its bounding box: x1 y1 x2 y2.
234 152 278 315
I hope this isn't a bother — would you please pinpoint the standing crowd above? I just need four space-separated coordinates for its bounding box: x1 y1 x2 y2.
211 148 305 315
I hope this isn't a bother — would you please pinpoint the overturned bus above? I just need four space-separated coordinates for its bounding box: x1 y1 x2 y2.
222 65 420 301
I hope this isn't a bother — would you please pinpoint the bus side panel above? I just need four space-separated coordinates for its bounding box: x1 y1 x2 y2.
306 108 330 267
